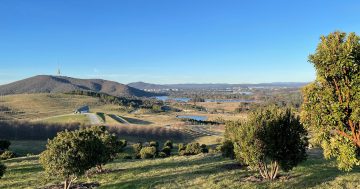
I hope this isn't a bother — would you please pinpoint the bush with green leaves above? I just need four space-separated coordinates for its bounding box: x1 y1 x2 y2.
179 143 205 156
39 128 105 189
218 140 235 159
158 152 167 158
88 126 121 172
132 142 142 159
200 144 209 153
0 162 5 179
0 151 16 160
161 146 171 157
118 139 127 152
0 140 10 150
229 107 308 180
164 140 173 149
301 31 360 171
140 146 157 159
178 143 185 153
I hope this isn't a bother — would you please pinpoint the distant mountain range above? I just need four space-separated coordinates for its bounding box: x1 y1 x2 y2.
0 75 157 97
128 82 310 90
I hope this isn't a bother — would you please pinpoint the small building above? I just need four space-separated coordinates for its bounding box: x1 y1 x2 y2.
74 105 89 114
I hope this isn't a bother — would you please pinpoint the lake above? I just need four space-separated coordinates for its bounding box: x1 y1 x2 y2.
155 96 254 103
177 115 208 121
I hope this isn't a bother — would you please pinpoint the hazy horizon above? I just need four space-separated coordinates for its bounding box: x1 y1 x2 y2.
0 74 312 86
1 1 359 84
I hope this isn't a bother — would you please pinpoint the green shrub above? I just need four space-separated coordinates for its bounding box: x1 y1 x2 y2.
178 143 185 152
149 141 159 149
200 144 209 153
164 140 173 149
230 107 308 180
140 146 157 159
0 140 10 150
0 162 5 179
218 140 235 159
0 151 16 160
179 143 203 156
87 126 120 173
161 146 171 157
158 152 168 158
132 143 142 159
39 128 105 189
119 139 127 150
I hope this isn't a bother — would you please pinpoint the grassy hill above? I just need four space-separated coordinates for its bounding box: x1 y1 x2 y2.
0 93 106 121
0 75 156 97
38 114 91 124
1 149 359 189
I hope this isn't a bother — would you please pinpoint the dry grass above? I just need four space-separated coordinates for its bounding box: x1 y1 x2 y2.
36 114 91 124
0 93 104 121
1 150 360 189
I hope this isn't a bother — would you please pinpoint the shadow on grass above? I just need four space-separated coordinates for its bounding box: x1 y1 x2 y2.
283 158 360 189
100 161 228 189
98 154 246 189
122 116 152 125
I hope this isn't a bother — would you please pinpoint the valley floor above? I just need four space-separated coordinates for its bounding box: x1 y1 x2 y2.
1 150 359 189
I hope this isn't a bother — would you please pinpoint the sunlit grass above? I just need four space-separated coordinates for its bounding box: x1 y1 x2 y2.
1 151 359 189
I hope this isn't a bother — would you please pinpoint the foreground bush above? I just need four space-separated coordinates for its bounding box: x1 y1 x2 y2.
40 128 105 189
88 126 122 172
229 107 308 180
0 151 16 160
301 31 360 171
0 162 5 179
140 147 157 159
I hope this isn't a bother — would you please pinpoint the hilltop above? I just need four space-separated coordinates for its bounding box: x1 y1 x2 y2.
0 75 156 97
128 81 170 90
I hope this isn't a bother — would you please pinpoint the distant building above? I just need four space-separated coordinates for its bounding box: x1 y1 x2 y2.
74 105 89 114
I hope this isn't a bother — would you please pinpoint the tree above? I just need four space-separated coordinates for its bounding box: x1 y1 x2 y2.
301 31 360 171
39 128 105 189
230 107 308 180
0 162 5 179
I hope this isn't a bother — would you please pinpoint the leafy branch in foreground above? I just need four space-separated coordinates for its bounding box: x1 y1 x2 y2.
301 31 360 171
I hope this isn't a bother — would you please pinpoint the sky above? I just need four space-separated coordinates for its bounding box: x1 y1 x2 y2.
0 0 360 85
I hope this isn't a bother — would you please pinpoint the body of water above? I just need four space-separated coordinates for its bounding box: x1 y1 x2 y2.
155 96 254 103
177 115 208 121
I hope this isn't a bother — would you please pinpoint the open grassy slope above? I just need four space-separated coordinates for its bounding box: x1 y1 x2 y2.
1 150 359 189
37 114 91 124
0 93 105 120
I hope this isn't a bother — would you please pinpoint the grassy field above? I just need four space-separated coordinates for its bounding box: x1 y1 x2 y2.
36 114 91 124
1 149 359 189
0 93 105 121
9 140 47 156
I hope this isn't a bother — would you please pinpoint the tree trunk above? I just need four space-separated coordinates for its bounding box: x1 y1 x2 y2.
64 179 69 189
258 161 279 180
96 165 104 173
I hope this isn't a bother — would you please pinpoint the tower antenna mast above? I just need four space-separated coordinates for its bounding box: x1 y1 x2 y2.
57 60 61 76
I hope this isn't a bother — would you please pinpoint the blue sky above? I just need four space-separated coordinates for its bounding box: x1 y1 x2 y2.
0 0 359 84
